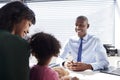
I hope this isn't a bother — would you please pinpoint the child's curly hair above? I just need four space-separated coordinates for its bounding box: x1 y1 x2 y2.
30 32 61 65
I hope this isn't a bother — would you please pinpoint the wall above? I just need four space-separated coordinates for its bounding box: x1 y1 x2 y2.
27 0 115 47
115 0 120 49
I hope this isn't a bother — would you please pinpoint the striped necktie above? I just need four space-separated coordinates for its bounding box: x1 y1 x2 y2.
77 38 83 62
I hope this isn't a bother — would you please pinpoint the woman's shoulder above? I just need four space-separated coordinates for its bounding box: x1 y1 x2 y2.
0 30 28 46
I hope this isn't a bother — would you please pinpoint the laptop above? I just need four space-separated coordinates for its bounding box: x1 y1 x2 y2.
100 66 120 76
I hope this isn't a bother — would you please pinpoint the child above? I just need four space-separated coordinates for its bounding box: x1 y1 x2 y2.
30 32 61 80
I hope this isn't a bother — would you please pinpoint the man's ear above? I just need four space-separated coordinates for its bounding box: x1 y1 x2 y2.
87 24 90 29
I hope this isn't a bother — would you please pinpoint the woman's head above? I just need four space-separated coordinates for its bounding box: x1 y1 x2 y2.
0 1 36 38
30 32 61 65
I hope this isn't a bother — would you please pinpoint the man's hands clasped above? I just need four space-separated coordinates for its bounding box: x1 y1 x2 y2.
64 61 93 71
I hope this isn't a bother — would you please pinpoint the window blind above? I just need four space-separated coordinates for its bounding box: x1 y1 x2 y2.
28 0 115 46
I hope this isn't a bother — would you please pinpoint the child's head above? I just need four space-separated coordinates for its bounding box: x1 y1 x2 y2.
30 32 61 65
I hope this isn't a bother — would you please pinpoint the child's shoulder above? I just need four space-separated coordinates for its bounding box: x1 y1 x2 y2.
31 65 56 74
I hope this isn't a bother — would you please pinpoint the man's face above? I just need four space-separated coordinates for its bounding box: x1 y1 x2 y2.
14 19 32 38
75 19 89 38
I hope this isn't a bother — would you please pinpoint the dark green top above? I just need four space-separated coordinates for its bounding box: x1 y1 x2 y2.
0 30 30 80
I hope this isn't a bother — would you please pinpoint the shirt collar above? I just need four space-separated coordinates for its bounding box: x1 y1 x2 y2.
74 33 89 41
75 33 89 41
82 34 89 41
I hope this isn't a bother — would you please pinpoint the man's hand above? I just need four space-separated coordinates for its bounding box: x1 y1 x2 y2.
64 61 93 71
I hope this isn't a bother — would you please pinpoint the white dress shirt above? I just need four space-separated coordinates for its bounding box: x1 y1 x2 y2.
57 34 109 70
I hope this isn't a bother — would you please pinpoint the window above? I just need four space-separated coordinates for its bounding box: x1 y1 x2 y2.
27 0 115 46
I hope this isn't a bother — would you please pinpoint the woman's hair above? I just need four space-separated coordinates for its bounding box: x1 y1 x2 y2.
0 1 36 32
30 32 61 65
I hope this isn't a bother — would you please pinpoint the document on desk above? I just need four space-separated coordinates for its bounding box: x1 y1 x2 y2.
68 69 120 80
68 69 97 80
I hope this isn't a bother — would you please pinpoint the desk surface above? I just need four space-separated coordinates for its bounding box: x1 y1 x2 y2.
29 56 120 80
68 70 120 80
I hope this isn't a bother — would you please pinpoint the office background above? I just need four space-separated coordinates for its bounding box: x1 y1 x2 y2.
26 0 119 49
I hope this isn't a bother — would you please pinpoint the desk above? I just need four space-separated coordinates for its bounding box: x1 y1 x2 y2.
29 56 120 80
68 70 120 80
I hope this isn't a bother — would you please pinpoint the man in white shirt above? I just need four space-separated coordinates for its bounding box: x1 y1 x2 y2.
57 15 109 71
